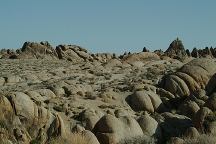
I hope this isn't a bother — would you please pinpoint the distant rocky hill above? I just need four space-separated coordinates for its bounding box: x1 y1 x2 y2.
164 38 187 59
1 39 215 62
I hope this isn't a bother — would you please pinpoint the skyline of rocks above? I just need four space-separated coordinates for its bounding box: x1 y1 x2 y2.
1 38 216 61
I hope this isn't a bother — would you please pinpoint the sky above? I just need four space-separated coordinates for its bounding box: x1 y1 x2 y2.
0 1 215 54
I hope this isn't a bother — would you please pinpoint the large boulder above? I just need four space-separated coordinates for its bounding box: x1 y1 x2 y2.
160 58 216 97
93 114 143 144
80 108 104 130
56 45 83 62
18 41 58 59
137 113 161 137
56 44 94 62
126 90 164 113
5 92 66 143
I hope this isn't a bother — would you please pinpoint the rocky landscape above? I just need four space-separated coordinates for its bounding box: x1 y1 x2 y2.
1 38 216 144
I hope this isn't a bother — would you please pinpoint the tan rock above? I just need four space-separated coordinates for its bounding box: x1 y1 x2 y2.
93 114 143 144
160 58 216 97
0 77 5 86
137 113 161 137
81 109 104 130
122 52 160 64
128 90 154 113
82 130 100 144
127 90 164 113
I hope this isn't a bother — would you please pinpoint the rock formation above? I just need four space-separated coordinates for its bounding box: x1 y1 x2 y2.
164 38 187 60
0 40 216 143
18 41 58 59
160 58 216 97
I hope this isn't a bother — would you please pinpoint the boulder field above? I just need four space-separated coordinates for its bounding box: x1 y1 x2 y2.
1 39 216 144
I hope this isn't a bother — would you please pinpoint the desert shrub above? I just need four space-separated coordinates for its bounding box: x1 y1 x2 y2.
119 136 156 144
30 139 41 144
183 134 216 144
0 139 13 144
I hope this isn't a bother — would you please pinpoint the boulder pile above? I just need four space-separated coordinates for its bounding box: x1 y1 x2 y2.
0 40 216 143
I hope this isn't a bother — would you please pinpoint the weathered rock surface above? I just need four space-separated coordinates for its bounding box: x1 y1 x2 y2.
122 52 160 65
126 90 164 113
93 114 143 144
160 58 216 97
178 100 200 119
0 92 67 144
18 41 58 59
56 44 93 62
137 113 161 137
164 38 187 60
193 107 212 132
159 112 193 141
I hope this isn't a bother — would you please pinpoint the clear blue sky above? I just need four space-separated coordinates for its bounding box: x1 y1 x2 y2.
0 1 215 53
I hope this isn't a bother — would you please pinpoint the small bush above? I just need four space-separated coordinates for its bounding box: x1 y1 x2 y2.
119 136 156 144
183 134 216 144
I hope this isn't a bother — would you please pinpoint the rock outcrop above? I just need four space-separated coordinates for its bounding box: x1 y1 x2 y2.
0 92 67 143
18 41 58 59
93 114 143 144
164 38 187 60
160 58 216 97
137 113 161 137
126 90 164 113
191 47 216 58
56 44 93 62
0 49 17 59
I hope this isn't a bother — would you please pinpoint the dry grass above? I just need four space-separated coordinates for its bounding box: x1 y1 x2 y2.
50 132 88 144
183 134 216 144
119 135 156 144
0 139 13 144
